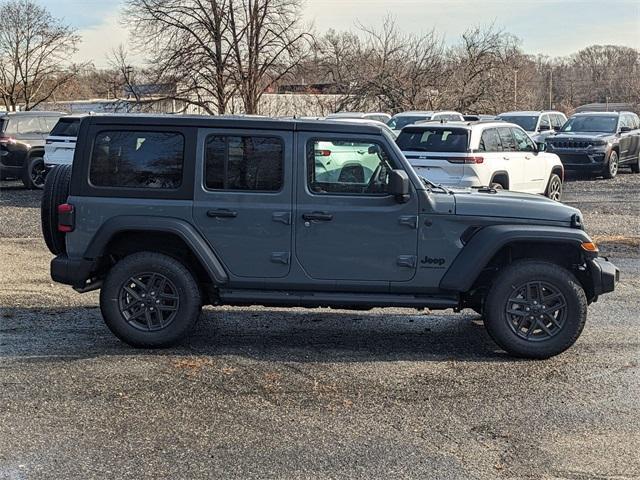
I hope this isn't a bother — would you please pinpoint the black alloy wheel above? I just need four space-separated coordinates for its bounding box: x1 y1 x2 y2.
118 272 180 332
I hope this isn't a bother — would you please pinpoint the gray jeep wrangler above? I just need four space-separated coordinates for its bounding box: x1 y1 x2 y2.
41 114 619 358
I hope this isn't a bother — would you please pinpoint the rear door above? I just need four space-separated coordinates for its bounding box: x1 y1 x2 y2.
193 129 294 279
497 127 525 190
618 114 635 161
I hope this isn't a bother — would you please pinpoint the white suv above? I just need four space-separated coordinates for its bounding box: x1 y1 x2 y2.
43 114 86 170
396 121 565 200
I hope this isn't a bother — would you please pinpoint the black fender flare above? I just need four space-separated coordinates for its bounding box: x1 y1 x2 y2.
439 224 591 292
489 171 509 189
84 216 229 285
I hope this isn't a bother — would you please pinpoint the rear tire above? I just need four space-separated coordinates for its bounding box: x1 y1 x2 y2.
544 173 563 201
483 260 587 359
100 252 202 348
490 182 504 190
603 150 619 179
41 165 72 255
23 155 46 189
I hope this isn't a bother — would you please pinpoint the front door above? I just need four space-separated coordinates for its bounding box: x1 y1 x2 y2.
193 129 293 279
512 127 546 192
295 133 419 283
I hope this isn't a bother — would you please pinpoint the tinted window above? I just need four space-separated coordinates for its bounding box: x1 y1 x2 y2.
561 116 618 133
511 128 536 152
396 128 469 152
631 114 640 130
50 118 81 137
308 139 397 195
205 135 283 191
387 115 431 130
498 115 538 132
90 131 184 189
5 116 44 135
498 128 516 151
479 128 502 152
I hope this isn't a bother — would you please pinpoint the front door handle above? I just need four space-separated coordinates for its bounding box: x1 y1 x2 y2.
207 209 237 218
302 212 333 222
503 156 510 160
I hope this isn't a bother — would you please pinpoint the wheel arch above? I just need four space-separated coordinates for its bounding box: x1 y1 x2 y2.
85 216 228 286
489 171 509 189
440 225 595 297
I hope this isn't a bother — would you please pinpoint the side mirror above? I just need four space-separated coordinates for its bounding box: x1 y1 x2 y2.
620 126 631 133
539 124 551 131
389 169 410 203
553 125 561 132
536 142 547 152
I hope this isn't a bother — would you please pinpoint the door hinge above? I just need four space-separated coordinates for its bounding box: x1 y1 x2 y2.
270 252 290 265
272 211 291 225
396 255 417 268
399 215 418 229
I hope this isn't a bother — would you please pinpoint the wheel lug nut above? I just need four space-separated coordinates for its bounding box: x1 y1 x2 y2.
155 300 160 304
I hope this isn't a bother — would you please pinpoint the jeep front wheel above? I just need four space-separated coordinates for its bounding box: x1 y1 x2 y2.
100 252 202 348
483 260 587 359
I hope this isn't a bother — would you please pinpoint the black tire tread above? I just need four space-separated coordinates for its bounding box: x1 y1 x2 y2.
100 252 202 348
484 260 588 359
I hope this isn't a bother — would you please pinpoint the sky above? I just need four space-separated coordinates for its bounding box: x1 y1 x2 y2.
43 0 640 68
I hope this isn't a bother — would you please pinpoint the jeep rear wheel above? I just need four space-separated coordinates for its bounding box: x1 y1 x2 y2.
41 164 72 255
100 252 202 348
484 260 587 359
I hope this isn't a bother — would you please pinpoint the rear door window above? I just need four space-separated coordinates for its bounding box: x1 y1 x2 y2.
497 127 517 151
205 135 283 191
90 130 184 189
479 128 502 152
396 128 469 152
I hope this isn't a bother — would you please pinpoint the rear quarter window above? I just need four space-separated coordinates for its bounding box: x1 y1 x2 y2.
90 130 184 189
50 118 81 137
396 128 469 152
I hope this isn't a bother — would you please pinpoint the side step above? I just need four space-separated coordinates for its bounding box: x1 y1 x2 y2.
218 289 459 310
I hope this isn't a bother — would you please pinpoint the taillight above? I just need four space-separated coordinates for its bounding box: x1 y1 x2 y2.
315 149 331 156
57 203 75 232
446 156 484 164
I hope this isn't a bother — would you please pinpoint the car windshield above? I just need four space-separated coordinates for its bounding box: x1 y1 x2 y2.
396 128 469 152
498 115 538 131
50 118 81 137
561 115 618 133
387 115 431 130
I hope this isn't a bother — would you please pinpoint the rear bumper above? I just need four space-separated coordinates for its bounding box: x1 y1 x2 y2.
51 255 96 289
588 257 619 298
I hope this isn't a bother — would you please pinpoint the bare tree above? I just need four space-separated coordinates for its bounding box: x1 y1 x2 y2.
227 0 311 113
0 0 81 111
124 0 237 114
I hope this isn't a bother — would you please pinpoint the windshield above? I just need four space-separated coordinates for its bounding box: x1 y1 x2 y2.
387 115 431 130
498 115 538 131
50 118 81 137
396 128 469 152
561 115 618 133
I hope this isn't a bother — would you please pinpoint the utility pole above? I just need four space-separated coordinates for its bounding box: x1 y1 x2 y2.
549 67 553 109
514 69 518 109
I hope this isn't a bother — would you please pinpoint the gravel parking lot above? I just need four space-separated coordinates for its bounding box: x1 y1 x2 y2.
1 175 639 479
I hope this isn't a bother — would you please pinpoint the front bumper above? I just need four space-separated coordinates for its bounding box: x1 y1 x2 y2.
551 149 608 171
588 257 619 298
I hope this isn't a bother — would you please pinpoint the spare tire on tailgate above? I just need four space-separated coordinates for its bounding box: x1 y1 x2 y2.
41 165 72 255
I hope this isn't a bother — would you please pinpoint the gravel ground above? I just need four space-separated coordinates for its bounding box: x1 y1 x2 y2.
1 174 639 479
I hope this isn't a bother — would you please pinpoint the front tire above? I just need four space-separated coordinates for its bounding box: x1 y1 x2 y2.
603 150 619 179
484 260 587 359
100 252 202 348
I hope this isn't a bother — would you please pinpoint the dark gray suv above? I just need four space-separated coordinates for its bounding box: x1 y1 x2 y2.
41 114 619 358
0 111 66 188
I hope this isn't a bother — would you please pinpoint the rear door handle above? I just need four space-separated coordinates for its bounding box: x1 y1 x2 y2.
302 212 333 222
207 209 237 218
503 156 510 160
